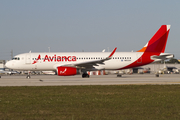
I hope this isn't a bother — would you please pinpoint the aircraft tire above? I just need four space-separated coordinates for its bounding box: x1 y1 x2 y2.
26 75 31 79
82 73 89 78
117 74 122 77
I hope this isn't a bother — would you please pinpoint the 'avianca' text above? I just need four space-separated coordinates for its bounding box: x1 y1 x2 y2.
44 55 76 62
32 54 77 64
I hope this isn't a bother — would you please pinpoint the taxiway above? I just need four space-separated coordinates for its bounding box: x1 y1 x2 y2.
0 74 180 86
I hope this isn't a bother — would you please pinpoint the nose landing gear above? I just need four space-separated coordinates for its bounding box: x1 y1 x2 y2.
26 75 31 79
26 71 31 79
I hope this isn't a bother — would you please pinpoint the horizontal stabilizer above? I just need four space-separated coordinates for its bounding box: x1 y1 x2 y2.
151 53 174 61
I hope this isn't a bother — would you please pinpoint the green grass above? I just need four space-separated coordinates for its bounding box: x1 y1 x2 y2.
0 85 180 120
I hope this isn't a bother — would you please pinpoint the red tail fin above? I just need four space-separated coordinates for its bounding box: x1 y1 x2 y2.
137 25 170 53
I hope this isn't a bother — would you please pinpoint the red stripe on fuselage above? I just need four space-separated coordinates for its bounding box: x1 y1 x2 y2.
119 52 160 70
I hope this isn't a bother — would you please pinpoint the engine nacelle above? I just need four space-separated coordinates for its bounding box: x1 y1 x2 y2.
57 66 78 76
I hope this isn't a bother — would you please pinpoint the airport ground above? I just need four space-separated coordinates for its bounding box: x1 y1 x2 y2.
0 73 180 86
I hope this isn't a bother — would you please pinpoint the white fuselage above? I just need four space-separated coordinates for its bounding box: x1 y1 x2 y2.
5 52 143 71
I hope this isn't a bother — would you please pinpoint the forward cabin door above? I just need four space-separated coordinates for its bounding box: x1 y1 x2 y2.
25 53 31 64
24 52 38 70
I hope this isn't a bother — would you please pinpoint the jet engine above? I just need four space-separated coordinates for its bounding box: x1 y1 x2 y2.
57 66 79 76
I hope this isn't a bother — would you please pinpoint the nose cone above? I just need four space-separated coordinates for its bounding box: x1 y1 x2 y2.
5 61 12 69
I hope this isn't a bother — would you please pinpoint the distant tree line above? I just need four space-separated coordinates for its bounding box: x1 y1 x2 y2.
165 58 180 64
154 58 180 64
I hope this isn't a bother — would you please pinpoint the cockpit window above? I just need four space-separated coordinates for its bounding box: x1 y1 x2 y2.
12 57 20 60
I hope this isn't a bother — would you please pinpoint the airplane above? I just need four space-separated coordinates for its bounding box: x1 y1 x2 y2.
5 25 174 78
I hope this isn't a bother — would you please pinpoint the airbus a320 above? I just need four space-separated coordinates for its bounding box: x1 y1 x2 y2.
5 25 174 78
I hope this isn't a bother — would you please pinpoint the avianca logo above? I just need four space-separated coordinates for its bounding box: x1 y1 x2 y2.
32 55 41 64
59 68 67 74
32 54 77 64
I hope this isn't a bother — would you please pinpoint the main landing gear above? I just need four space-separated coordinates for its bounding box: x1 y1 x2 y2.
82 73 89 78
155 73 159 77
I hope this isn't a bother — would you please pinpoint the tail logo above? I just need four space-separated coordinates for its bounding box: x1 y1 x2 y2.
137 25 170 53
121 25 171 69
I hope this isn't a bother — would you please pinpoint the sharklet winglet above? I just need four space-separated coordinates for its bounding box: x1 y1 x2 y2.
108 47 117 58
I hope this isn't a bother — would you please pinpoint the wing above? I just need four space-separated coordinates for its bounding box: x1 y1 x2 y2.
57 47 117 69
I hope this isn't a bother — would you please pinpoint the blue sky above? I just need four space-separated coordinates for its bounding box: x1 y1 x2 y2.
0 0 180 60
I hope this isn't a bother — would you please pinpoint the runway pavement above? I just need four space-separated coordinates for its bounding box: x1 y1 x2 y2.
0 74 180 86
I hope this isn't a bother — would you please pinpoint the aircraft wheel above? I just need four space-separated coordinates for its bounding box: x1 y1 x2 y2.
0 76 1 78
82 73 89 78
117 74 122 77
26 75 31 79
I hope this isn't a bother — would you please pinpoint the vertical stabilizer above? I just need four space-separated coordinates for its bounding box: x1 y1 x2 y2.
137 25 170 53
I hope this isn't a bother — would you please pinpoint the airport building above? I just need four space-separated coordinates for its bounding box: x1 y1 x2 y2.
0 60 5 70
142 63 180 74
121 63 180 74
88 63 180 76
